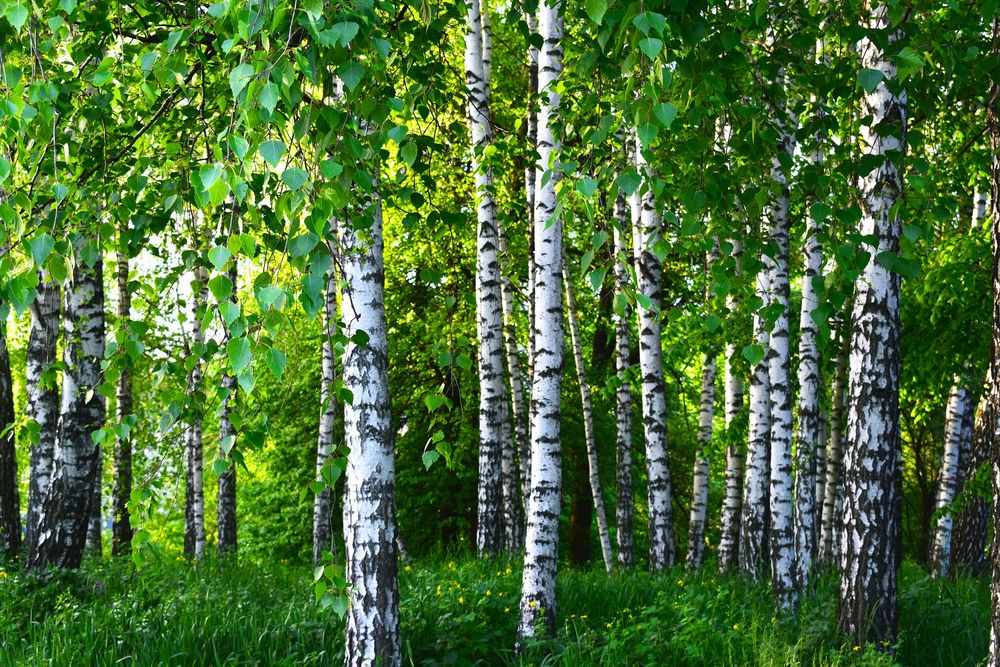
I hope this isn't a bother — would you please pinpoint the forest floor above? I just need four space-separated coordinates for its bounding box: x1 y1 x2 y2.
0 554 988 666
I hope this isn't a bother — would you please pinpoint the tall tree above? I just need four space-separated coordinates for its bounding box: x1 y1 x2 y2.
25 277 60 551
987 15 1000 666
612 189 634 569
27 244 107 571
111 244 133 556
341 173 401 667
518 0 564 643
687 351 717 572
839 2 907 646
633 136 675 571
952 379 991 576
0 300 19 559
819 325 848 568
931 379 971 577
217 259 239 557
184 257 208 561
564 261 613 572
314 263 337 565
465 0 507 556
718 241 745 575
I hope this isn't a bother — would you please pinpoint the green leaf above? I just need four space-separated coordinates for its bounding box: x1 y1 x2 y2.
198 163 223 191
281 168 309 191
637 123 659 147
228 134 249 159
259 82 279 114
585 0 607 24
53 183 69 202
639 37 663 60
208 246 232 270
257 285 286 310
4 5 28 31
208 274 234 301
422 450 440 470
653 103 678 129
333 21 360 46
289 232 319 258
577 177 598 198
259 140 286 167
400 141 418 167
229 63 254 98
27 233 55 266
338 61 365 91
704 314 722 332
265 348 286 380
742 344 765 365
213 458 231 476
858 68 884 94
617 171 642 196
227 337 252 373
894 46 923 80
320 160 343 178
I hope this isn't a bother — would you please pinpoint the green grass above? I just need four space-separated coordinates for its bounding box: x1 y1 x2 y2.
0 555 988 666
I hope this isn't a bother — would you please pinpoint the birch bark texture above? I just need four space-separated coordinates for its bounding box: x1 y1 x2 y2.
314 266 337 564
341 185 401 667
718 238 745 575
465 0 507 556
613 189 634 569
184 261 208 561
839 5 906 646
26 277 60 551
112 248 133 556
819 327 848 568
952 383 991 576
564 262 613 572
518 0 564 643
686 352 716 571
931 380 970 577
633 137 675 572
987 15 1000 666
27 250 107 571
217 261 239 557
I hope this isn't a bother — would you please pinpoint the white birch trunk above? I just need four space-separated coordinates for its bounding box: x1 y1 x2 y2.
686 352 716 571
839 5 906 645
633 135 675 571
819 327 848 568
184 262 207 561
314 266 337 564
613 188 634 569
341 183 401 666
563 261 613 572
930 379 970 577
717 325 745 574
518 0 563 642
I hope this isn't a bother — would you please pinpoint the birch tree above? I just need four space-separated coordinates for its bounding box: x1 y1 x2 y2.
111 246 133 556
184 260 208 561
839 4 907 645
26 278 60 551
612 190 634 569
217 260 239 557
465 0 507 556
987 16 1000 665
27 248 107 570
0 302 18 559
519 0 564 642
930 380 970 577
341 180 401 667
819 327 848 568
687 352 716 571
314 267 337 565
564 261 613 572
717 320 745 574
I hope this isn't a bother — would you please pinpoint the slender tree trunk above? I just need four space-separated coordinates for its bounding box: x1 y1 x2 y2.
217 261 238 557
687 352 717 571
718 238 745 575
953 383 991 576
26 276 60 551
184 262 208 561
839 5 906 646
564 261 613 572
465 0 507 556
633 135 675 572
819 327 848 568
740 265 771 581
87 454 102 555
499 223 527 552
613 189 634 569
112 247 133 556
341 178 401 667
986 16 1000 666
931 379 970 577
314 267 337 565
0 303 19 559
27 250 107 571
518 0 563 643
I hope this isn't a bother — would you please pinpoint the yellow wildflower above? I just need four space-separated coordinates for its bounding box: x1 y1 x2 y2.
733 624 739 631
404 565 411 572
435 585 442 597
486 590 492 596
458 596 465 604
504 607 511 613
853 646 860 652
529 600 537 608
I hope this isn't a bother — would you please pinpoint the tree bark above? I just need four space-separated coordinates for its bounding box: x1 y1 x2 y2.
27 250 107 571
613 189 634 569
986 15 1000 667
314 266 337 565
0 301 19 559
931 379 970 577
184 261 208 561
718 239 745 575
112 247 133 556
633 135 675 572
839 4 906 647
465 0 507 557
518 0 563 643
341 179 401 667
952 384 991 576
687 352 716 571
819 326 848 568
25 276 60 552
217 261 238 558
564 261 613 572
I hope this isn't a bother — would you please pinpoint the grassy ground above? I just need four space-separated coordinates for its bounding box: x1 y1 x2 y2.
0 554 989 666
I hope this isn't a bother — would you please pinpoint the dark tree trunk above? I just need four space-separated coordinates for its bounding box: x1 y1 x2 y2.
112 248 133 556
217 264 238 557
0 306 20 559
